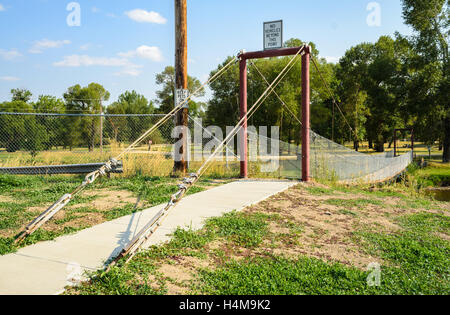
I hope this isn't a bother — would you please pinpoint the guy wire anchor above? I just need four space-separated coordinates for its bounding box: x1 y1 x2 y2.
15 158 120 243
15 193 73 243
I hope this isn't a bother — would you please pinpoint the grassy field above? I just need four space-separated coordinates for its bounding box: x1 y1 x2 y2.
66 170 449 295
0 158 448 295
0 174 230 256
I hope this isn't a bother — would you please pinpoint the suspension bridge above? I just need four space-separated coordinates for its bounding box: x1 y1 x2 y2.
0 45 413 294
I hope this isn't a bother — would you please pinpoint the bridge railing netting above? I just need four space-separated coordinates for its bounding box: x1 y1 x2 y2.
0 112 179 176
310 130 412 183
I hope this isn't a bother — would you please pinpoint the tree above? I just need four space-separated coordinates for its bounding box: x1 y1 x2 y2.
33 95 65 113
11 89 32 103
365 36 413 152
336 36 415 152
336 43 373 149
63 83 110 151
154 66 205 115
0 100 47 155
33 95 66 150
402 0 449 161
106 91 158 143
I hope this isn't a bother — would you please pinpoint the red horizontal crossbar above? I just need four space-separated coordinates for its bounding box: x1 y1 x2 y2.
239 46 308 60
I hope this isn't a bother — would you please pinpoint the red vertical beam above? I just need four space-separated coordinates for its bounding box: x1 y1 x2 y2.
240 57 248 178
301 47 311 182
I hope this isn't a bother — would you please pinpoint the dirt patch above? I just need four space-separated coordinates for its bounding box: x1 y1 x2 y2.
159 263 193 282
147 180 403 290
0 195 14 203
0 228 15 238
156 256 210 295
14 188 138 236
242 183 396 268
72 189 138 211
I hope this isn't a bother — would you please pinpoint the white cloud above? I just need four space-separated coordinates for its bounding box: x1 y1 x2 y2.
114 64 143 77
29 39 71 54
0 4 5 11
53 55 131 67
323 56 340 64
125 9 167 24
0 49 22 60
80 44 91 51
53 54 142 77
0 76 20 82
118 45 163 62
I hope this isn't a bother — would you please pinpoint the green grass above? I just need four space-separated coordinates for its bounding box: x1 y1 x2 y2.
69 211 276 295
324 198 383 208
68 183 450 295
396 212 450 235
406 162 450 188
304 186 335 195
3 168 447 295
198 210 449 295
205 211 271 248
339 209 359 217
415 163 450 186
356 212 450 294
197 256 376 295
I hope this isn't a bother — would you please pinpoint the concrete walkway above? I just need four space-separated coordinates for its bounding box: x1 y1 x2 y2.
0 180 295 295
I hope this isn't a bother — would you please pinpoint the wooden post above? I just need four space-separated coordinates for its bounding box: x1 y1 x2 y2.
394 129 397 157
174 0 188 175
100 101 103 154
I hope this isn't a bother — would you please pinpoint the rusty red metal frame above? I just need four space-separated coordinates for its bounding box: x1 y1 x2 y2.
238 46 311 181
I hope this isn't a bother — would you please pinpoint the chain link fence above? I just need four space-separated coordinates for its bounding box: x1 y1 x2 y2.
0 112 179 176
0 112 244 178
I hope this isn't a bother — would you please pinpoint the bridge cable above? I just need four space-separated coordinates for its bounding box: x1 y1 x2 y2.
310 57 360 142
249 60 303 127
108 46 307 266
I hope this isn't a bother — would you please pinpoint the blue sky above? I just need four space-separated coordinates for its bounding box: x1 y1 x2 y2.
0 0 412 107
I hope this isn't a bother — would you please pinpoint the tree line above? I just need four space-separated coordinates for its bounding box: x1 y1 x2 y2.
0 67 204 154
205 0 449 162
0 0 447 162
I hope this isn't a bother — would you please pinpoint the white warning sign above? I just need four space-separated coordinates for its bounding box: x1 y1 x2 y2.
176 89 190 109
264 20 283 50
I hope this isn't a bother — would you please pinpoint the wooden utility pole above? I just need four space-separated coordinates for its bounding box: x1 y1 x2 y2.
173 0 188 175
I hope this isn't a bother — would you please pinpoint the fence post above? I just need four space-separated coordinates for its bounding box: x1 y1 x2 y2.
301 46 311 182
100 102 103 154
394 129 397 157
239 56 248 178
